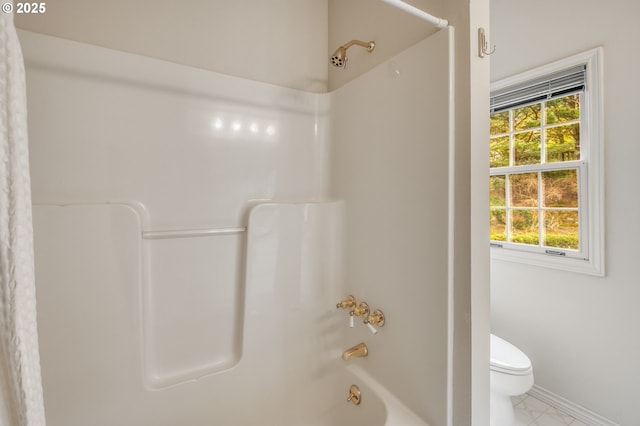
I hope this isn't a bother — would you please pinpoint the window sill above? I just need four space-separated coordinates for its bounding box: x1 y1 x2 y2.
490 246 604 276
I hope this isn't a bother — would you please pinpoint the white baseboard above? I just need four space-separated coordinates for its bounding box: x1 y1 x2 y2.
528 385 620 426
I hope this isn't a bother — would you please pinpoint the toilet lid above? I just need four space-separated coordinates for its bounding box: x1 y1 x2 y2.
490 334 532 374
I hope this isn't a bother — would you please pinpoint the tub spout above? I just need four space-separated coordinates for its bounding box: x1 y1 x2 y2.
342 342 368 361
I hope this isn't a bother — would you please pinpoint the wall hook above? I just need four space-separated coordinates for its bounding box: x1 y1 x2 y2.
478 28 496 58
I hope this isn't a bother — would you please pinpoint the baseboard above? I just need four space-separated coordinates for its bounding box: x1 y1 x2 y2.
528 385 621 426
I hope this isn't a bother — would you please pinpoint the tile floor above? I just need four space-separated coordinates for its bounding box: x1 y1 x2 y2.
512 393 589 426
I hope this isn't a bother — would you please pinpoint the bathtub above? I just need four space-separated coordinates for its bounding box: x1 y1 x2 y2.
311 364 430 426
252 363 429 426
207 363 428 426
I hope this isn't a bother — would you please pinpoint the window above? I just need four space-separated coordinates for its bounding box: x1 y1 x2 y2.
489 48 604 276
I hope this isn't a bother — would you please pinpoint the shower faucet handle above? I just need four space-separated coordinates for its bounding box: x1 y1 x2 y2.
352 302 370 318
364 309 385 335
366 309 385 327
336 295 356 310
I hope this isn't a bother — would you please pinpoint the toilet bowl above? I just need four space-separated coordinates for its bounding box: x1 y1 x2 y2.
490 334 534 426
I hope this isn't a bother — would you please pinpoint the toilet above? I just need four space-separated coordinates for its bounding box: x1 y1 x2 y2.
490 334 534 426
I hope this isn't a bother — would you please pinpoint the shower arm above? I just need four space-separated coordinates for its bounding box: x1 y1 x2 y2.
341 40 375 52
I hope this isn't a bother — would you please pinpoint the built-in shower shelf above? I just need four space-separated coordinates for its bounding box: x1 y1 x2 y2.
142 226 246 240
143 222 245 389
33 202 246 390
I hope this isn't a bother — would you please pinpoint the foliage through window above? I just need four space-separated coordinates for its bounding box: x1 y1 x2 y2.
489 49 604 275
490 94 581 250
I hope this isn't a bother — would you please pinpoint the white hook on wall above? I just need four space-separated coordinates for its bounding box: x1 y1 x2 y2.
478 28 496 58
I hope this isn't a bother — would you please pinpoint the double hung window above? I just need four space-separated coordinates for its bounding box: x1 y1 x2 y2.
489 49 604 275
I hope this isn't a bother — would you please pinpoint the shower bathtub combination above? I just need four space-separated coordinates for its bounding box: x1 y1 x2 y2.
34 201 427 426
20 5 454 425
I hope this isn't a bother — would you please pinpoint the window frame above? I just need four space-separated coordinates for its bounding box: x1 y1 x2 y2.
490 48 604 276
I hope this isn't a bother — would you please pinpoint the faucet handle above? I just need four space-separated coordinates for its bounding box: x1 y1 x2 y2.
367 309 385 327
352 302 370 318
336 295 356 309
364 309 385 335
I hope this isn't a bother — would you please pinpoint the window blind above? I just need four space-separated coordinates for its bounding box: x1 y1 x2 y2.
490 65 586 113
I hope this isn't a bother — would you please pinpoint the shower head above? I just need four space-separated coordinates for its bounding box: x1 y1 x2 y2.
330 46 349 68
330 40 375 69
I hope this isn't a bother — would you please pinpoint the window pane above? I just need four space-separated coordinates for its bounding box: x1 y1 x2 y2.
545 94 580 125
546 123 580 162
544 210 579 249
510 210 539 245
490 136 510 167
490 175 506 206
513 103 541 130
542 169 578 208
514 131 541 165
510 173 538 207
490 209 506 241
490 111 509 135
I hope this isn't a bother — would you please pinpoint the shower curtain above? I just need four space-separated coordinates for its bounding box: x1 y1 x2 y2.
0 3 46 425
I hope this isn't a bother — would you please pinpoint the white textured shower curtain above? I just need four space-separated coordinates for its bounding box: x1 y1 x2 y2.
0 3 46 426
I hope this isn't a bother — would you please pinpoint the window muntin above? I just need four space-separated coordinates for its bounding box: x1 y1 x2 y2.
489 93 586 258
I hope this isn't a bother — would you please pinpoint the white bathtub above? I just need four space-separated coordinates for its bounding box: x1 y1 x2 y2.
308 364 430 426
213 363 427 426
256 364 426 426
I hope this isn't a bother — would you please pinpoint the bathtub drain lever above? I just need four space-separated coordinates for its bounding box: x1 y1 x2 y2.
347 385 361 405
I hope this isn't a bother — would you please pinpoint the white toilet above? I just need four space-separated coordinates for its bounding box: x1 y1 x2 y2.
490 334 534 426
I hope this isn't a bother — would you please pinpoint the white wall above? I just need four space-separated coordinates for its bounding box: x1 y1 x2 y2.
15 0 328 92
490 1 640 424
22 29 345 425
330 29 452 426
21 30 328 228
466 0 491 424
330 1 491 424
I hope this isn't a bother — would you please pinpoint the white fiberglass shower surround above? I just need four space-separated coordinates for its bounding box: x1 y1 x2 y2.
20 15 454 426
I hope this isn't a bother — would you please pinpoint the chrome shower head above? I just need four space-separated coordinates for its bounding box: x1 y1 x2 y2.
330 40 375 69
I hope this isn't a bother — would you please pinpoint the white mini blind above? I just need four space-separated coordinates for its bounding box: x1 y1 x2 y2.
490 65 586 113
